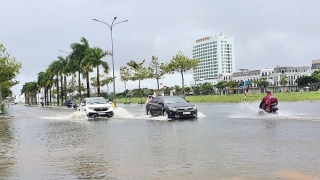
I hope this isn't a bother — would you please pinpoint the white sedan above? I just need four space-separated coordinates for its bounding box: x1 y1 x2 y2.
78 97 114 118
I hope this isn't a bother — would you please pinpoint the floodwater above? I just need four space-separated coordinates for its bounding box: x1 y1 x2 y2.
1 101 320 179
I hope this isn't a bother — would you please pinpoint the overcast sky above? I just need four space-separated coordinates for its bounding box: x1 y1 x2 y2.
1 0 319 95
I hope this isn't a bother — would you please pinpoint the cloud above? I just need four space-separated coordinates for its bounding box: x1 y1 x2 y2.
1 0 319 95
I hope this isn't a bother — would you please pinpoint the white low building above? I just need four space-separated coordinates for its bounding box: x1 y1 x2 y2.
214 65 312 94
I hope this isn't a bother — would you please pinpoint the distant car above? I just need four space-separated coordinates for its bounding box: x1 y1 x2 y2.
146 96 197 119
78 97 114 118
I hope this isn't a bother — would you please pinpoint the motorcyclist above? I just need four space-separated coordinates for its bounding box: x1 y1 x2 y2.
108 97 115 108
72 100 77 109
260 90 278 112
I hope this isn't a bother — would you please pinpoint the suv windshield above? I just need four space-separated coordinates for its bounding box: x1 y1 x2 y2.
86 98 107 104
163 97 187 104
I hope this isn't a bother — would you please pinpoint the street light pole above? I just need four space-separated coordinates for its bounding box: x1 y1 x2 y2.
93 17 128 107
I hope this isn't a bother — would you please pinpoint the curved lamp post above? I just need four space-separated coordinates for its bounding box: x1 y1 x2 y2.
93 17 128 107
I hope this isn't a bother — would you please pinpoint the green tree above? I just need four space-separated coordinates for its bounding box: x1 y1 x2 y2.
173 85 182 95
120 66 131 103
57 56 69 105
69 37 89 100
100 76 115 95
37 71 47 104
279 76 288 93
296 76 316 88
225 80 238 94
214 81 226 95
21 81 39 105
84 47 111 96
1 81 14 100
148 55 168 93
48 59 64 105
200 82 214 95
37 69 54 105
256 78 270 93
184 86 191 95
191 84 200 95
167 51 199 98
0 44 22 102
127 60 152 104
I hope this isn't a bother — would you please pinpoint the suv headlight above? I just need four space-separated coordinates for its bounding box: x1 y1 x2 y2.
168 107 177 111
193 106 197 110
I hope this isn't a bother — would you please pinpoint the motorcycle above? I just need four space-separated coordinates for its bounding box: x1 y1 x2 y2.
108 100 115 108
67 100 78 109
72 102 78 109
259 102 278 114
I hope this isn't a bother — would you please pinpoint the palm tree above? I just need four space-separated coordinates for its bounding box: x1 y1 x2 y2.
57 56 69 105
44 68 54 105
69 37 90 100
83 47 111 96
21 81 39 105
48 60 64 105
81 58 93 97
37 71 46 104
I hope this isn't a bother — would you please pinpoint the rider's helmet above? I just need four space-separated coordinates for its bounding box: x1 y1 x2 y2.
266 89 271 94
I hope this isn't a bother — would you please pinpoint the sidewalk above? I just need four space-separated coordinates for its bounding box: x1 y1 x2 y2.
0 108 11 118
42 105 77 110
24 104 76 110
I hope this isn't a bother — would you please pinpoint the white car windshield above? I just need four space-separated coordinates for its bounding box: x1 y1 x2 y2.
86 98 107 104
163 97 187 104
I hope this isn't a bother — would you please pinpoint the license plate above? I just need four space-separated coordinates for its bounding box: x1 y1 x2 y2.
183 112 191 115
98 112 105 115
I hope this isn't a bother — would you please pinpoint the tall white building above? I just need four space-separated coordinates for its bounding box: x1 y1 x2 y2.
191 34 235 85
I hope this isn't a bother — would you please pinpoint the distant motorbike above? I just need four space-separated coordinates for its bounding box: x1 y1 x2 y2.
108 100 115 108
67 100 78 109
259 102 278 114
72 102 77 109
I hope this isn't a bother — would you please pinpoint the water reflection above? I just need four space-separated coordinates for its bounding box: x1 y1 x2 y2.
0 118 17 179
42 121 113 179
2 102 320 179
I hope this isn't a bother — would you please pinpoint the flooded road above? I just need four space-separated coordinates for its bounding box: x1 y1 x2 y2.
1 101 320 179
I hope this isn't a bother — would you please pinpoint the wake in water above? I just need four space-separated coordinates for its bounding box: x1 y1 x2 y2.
39 111 89 123
230 102 320 122
39 106 206 121
114 107 206 120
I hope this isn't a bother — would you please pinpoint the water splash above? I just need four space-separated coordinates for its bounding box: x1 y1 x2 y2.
39 111 89 122
112 107 135 119
39 106 205 121
229 102 320 122
197 112 206 118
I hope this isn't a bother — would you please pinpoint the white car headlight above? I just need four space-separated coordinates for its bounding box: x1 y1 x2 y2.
193 106 197 110
169 107 177 111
